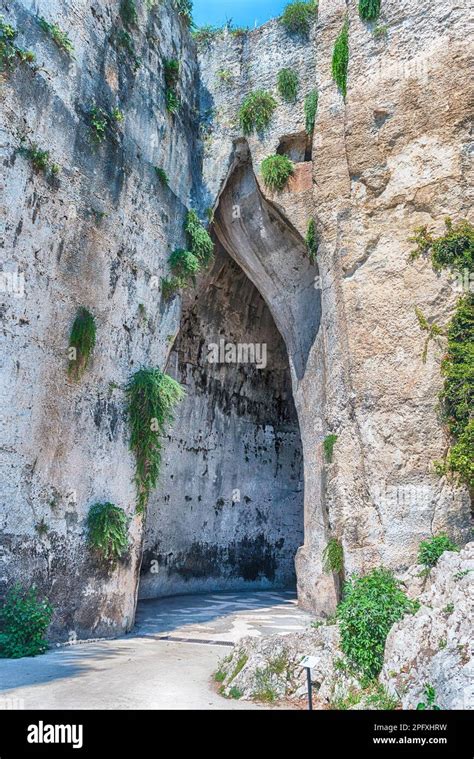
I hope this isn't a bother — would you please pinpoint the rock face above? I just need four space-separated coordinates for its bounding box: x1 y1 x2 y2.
197 0 472 613
382 544 474 710
0 0 200 639
0 0 472 641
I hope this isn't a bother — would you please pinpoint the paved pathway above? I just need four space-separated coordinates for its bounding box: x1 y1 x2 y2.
0 591 311 710
135 590 311 643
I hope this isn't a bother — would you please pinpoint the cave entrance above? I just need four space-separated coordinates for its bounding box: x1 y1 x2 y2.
138 244 304 599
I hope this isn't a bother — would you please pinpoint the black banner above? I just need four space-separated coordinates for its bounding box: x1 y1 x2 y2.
0 709 471 756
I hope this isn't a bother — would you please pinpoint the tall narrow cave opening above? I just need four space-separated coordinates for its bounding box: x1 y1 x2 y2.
139 244 304 599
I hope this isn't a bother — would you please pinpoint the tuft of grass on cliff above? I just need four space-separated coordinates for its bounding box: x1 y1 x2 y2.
238 91 277 135
332 18 349 98
280 1 318 36
358 0 382 22
260 154 294 191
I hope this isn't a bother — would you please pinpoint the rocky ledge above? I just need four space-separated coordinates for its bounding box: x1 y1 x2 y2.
216 543 473 710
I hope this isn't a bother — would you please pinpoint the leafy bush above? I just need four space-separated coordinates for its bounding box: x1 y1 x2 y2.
68 307 96 381
323 538 343 574
169 248 201 285
373 24 389 39
165 89 180 114
417 534 459 568
304 89 318 133
38 17 74 56
0 584 52 659
120 0 138 29
358 0 381 22
0 16 35 71
185 210 214 265
409 218 474 275
277 68 299 102
280 1 317 36
306 218 318 262
238 91 277 135
162 212 213 299
439 294 474 487
323 433 338 463
126 368 185 512
444 420 474 488
338 569 419 681
89 105 124 143
163 58 181 114
155 166 169 185
228 686 243 699
173 0 193 26
332 19 349 98
19 143 60 178
365 684 399 710
161 276 183 300
417 684 441 711
260 154 294 191
87 503 129 564
164 58 180 88
410 222 473 488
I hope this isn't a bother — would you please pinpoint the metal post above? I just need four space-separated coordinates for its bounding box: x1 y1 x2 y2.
306 667 313 711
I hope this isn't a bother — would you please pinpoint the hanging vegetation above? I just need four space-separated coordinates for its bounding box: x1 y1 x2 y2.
126 368 185 513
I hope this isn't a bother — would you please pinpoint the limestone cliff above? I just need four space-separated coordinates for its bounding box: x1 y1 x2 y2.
0 0 472 643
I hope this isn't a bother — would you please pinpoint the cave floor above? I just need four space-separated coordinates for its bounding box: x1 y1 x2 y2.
0 591 311 710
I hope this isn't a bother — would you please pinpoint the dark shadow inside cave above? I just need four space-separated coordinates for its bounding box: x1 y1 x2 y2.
138 245 304 599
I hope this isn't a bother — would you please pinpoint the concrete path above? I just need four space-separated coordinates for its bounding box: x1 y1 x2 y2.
0 591 311 710
135 589 311 643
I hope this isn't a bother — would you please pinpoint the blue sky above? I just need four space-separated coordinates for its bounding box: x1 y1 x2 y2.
192 0 288 29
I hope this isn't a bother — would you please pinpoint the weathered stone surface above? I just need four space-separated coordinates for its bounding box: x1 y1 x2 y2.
0 0 200 640
198 0 472 616
382 543 474 710
0 0 472 644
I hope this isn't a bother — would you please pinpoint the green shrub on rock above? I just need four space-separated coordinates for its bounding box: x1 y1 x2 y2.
238 91 277 135
277 68 299 102
126 368 185 512
358 0 381 22
418 534 459 569
409 218 474 275
68 307 96 381
439 294 474 487
185 209 214 265
332 19 349 98
260 154 294 191
304 89 319 133
280 1 317 36
338 568 419 681
0 584 53 659
87 503 129 564
323 538 344 574
169 248 201 285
